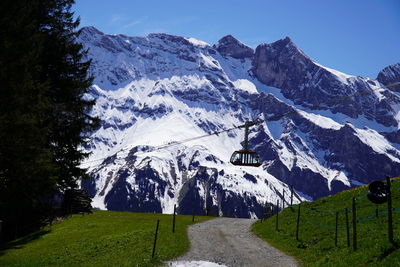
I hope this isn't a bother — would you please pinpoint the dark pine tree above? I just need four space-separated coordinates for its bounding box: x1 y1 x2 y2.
0 0 98 240
38 0 99 190
0 0 57 240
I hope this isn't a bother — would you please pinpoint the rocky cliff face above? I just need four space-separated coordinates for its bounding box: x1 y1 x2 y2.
78 27 400 217
252 37 400 127
213 35 254 59
377 62 400 92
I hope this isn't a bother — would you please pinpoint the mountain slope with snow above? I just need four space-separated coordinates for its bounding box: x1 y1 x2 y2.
78 27 400 218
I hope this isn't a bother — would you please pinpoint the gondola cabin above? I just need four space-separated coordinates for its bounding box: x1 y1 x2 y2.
230 120 263 167
230 150 261 167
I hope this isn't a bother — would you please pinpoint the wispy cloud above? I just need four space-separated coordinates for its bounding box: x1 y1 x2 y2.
139 16 197 36
110 15 124 23
123 17 148 29
108 14 198 36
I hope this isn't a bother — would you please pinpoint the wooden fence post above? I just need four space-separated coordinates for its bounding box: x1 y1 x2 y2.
260 204 264 222
152 220 160 258
352 197 357 251
275 199 279 231
335 212 338 247
386 176 394 244
172 204 176 233
345 208 350 248
296 203 301 241
290 186 294 206
192 206 195 223
264 205 267 222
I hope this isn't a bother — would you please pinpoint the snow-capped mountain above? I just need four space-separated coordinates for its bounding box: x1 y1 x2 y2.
78 26 400 218
252 37 399 127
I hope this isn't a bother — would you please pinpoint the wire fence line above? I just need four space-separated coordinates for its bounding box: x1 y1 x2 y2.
303 207 337 215
356 215 378 223
300 205 400 230
303 206 353 215
306 221 346 230
268 176 399 250
355 194 368 201
356 207 400 223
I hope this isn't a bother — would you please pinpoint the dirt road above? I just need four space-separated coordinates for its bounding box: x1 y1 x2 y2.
166 217 298 267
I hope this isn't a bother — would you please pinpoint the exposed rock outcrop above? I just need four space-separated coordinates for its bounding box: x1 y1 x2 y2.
214 35 254 59
377 62 400 92
252 37 399 127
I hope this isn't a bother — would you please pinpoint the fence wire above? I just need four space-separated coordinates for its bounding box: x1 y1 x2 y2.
355 194 368 201
271 177 400 248
306 220 346 230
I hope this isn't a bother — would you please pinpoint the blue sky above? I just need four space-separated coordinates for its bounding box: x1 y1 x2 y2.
73 0 400 78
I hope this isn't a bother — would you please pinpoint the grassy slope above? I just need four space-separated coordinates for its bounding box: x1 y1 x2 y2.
0 210 210 267
253 177 400 267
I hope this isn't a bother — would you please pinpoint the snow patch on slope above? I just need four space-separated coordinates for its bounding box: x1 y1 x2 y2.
298 110 342 130
232 79 258 94
313 61 354 84
186 37 210 47
353 127 400 163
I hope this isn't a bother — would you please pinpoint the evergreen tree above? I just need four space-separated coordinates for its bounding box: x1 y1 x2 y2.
0 0 57 238
38 0 99 190
0 0 98 240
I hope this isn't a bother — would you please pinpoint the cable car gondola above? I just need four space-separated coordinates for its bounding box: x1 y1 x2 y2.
230 120 262 167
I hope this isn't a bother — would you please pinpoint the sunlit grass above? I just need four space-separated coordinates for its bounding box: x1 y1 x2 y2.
253 177 400 266
0 210 211 267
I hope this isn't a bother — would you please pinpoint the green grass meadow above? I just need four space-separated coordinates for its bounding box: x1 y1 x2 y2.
253 177 400 266
0 210 210 267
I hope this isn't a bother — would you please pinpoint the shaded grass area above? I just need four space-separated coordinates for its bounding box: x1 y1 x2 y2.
0 210 211 267
253 177 400 266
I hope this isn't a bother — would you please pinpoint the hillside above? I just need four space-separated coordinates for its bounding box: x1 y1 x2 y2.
253 176 400 266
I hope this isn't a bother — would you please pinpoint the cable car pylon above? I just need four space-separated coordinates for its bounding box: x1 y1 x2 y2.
230 120 263 167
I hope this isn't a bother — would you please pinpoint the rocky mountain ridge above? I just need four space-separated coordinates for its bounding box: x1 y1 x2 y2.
377 62 400 92
78 26 400 218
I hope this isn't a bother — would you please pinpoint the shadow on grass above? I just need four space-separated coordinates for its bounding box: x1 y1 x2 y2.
0 229 51 256
378 242 400 261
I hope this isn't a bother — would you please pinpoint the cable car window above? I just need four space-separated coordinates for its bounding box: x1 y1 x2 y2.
231 152 241 163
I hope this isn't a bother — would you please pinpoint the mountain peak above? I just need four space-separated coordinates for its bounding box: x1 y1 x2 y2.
252 36 310 90
278 36 293 45
80 26 104 36
218 34 240 43
214 34 254 59
267 36 303 55
377 62 400 92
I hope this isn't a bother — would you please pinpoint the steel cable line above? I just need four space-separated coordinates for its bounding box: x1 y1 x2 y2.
81 126 239 165
82 81 400 166
149 126 239 151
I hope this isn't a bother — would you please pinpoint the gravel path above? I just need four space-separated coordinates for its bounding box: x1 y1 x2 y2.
165 217 298 267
